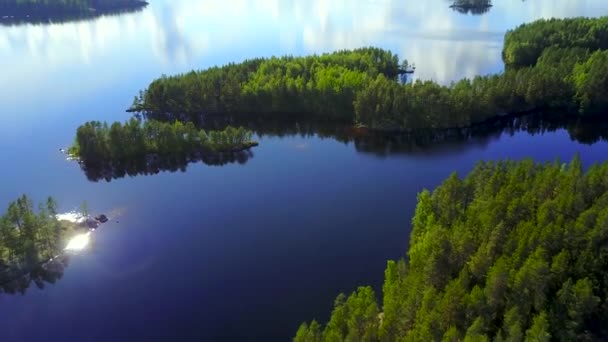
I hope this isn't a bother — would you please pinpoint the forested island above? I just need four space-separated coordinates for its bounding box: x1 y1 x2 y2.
295 157 608 341
449 0 493 15
130 17 608 131
68 119 257 182
0 0 148 25
0 196 73 294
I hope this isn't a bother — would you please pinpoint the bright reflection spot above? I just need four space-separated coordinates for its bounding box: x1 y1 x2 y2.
56 211 86 223
65 232 91 251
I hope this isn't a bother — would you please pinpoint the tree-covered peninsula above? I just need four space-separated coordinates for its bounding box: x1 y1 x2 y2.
295 157 608 341
130 17 608 131
69 119 257 169
130 47 404 122
0 195 73 294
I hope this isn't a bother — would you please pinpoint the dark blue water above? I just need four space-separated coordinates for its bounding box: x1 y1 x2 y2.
0 1 607 341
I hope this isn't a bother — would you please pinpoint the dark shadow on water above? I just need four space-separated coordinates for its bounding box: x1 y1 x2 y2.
0 256 68 295
198 111 608 157
79 111 608 182
78 149 255 182
0 1 148 26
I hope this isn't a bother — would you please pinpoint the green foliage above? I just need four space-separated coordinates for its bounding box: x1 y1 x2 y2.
301 287 380 342
503 17 608 68
133 47 401 122
135 17 608 131
70 118 256 166
0 195 65 281
525 311 551 342
299 157 608 340
573 50 608 115
353 39 602 130
295 321 322 342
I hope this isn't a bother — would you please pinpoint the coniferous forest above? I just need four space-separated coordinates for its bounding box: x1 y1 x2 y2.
130 17 608 131
295 157 608 341
0 196 70 293
70 119 255 164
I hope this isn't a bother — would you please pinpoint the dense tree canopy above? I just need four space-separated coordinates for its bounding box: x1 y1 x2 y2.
503 17 608 68
296 157 608 341
0 195 68 293
69 118 256 167
132 17 608 131
130 47 402 122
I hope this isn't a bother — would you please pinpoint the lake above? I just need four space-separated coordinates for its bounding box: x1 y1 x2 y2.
0 0 607 341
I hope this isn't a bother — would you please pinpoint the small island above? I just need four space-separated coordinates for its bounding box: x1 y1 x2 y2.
295 156 608 341
129 17 608 132
0 195 89 294
68 119 258 181
0 0 148 25
449 0 493 15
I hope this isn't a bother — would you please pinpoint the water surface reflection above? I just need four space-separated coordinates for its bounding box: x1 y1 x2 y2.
78 113 608 182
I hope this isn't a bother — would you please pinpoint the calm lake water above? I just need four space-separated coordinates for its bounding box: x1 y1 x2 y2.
1 1 607 341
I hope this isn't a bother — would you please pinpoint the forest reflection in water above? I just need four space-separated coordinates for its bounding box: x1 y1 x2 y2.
198 111 608 155
77 111 608 182
0 255 68 295
0 1 148 26
78 149 255 182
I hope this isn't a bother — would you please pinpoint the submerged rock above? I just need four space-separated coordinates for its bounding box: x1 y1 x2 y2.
95 214 108 223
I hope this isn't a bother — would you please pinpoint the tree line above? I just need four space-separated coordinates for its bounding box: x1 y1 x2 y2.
0 0 147 13
130 47 403 122
296 156 608 341
356 16 608 129
131 17 608 131
69 118 257 168
0 195 66 293
503 17 608 69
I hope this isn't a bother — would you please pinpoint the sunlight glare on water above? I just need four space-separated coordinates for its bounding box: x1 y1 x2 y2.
65 232 91 251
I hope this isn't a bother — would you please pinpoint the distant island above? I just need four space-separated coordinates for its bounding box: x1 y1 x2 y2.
450 0 493 15
0 0 148 25
129 17 608 132
295 156 608 341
